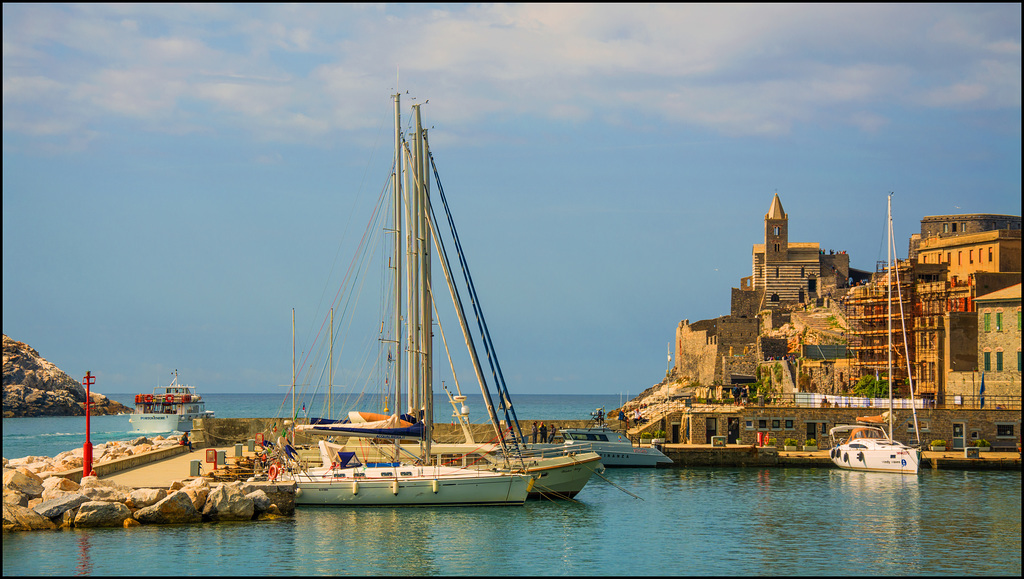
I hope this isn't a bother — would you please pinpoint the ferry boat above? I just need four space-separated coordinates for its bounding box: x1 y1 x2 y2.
128 371 214 433
534 426 673 467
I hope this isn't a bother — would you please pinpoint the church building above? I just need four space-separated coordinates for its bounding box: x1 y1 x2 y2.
749 193 849 308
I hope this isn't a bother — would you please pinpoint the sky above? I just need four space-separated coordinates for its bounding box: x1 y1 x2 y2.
3 4 1021 400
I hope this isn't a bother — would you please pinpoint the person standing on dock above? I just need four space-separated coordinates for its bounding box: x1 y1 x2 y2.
539 423 548 444
548 425 557 443
532 422 538 444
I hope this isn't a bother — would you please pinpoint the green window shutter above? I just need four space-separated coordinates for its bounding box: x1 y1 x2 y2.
996 351 1003 372
996 312 1003 331
983 313 990 332
984 352 991 372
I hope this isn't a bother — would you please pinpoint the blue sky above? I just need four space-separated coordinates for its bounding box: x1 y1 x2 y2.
3 4 1021 399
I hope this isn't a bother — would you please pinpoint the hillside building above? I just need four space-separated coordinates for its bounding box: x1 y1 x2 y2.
746 193 849 309
676 193 851 388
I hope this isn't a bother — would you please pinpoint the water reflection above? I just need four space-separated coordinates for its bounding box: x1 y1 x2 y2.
76 531 91 576
1 469 1019 576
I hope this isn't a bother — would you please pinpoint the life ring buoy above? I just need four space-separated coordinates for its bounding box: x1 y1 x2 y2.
268 464 279 481
135 394 142 404
165 394 174 404
145 394 154 403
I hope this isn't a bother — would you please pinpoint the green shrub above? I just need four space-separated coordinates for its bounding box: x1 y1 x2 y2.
640 431 653 439
783 438 798 447
975 439 990 447
804 439 817 446
930 439 946 447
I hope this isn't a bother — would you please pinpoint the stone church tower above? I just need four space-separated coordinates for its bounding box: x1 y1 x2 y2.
752 193 830 308
764 193 789 273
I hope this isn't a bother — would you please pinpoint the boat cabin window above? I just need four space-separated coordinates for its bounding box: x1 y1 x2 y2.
380 472 393 477
400 471 413 477
354 473 366 478
848 428 885 441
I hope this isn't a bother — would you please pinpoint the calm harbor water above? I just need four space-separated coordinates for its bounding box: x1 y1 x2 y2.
2 467 1020 575
3 394 1021 575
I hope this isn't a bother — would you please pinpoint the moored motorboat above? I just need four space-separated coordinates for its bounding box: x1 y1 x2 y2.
128 370 214 433
533 425 673 467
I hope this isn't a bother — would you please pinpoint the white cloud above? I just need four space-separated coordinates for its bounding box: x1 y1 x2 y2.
2 3 1019 148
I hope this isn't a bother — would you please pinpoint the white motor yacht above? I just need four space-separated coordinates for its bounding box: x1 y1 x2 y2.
534 426 672 467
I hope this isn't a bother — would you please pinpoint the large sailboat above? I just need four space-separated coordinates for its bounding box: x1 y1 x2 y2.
282 94 534 506
829 194 921 474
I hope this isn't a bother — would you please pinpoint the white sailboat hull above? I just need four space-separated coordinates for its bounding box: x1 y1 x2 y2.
290 464 532 506
338 440 602 498
507 451 602 498
830 442 921 474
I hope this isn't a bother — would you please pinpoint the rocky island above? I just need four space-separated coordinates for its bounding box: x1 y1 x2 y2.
2 334 130 418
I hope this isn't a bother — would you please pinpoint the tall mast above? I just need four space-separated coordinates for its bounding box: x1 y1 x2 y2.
887 193 893 439
292 308 296 422
414 105 433 454
392 92 403 418
329 307 333 418
406 113 420 418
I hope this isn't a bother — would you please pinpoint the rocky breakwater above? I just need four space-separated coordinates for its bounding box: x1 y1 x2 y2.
3 334 130 418
3 467 293 533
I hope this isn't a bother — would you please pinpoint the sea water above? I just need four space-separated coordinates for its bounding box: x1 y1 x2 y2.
2 393 624 459
3 394 1021 576
2 468 1020 575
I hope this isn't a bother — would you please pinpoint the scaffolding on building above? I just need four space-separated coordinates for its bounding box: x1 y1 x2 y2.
912 276 973 399
844 259 915 394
